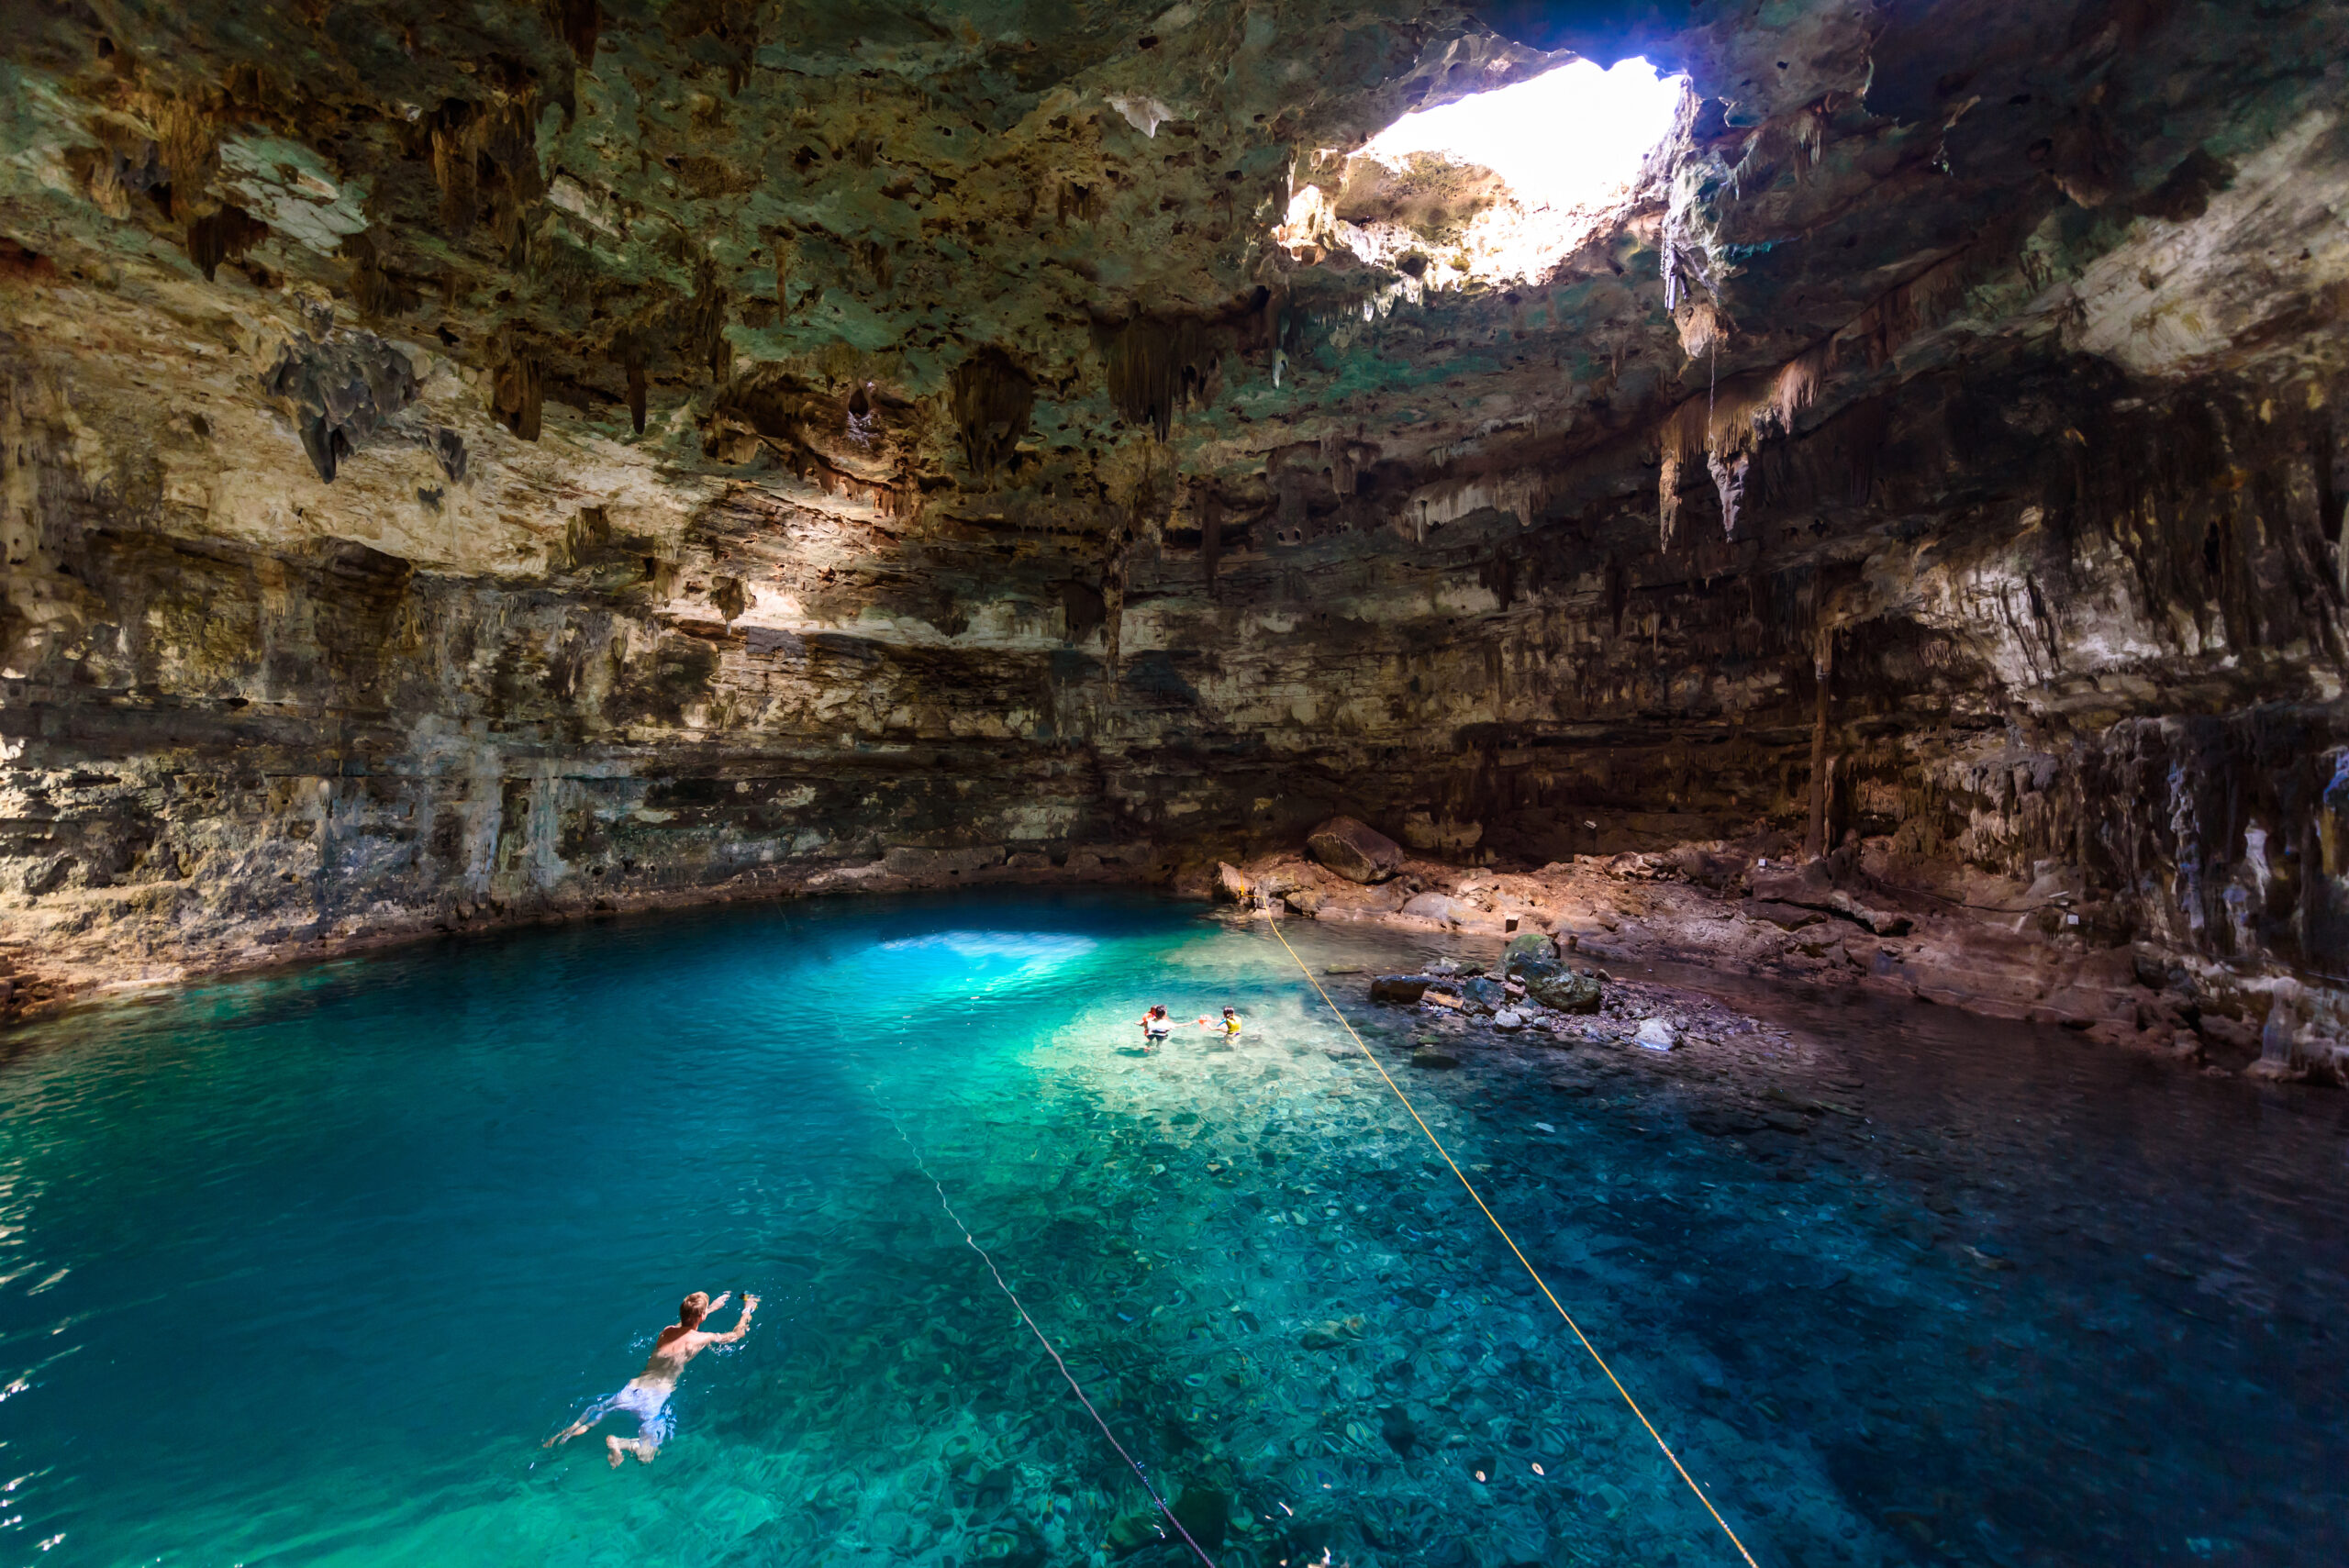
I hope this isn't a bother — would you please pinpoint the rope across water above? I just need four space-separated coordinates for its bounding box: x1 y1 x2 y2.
1260 916 1762 1568
879 1109 1220 1567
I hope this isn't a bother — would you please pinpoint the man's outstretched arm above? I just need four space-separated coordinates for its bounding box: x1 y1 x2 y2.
711 1293 760 1343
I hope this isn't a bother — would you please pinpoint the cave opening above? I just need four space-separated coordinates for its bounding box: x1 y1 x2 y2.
1361 55 1686 216
1278 54 1686 285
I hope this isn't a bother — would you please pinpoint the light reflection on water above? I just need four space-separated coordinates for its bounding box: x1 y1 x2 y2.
0 891 2339 1568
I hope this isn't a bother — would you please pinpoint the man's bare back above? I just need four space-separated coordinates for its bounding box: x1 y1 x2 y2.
547 1289 758 1466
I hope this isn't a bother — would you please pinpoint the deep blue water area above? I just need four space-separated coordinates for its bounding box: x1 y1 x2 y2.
0 892 2342 1568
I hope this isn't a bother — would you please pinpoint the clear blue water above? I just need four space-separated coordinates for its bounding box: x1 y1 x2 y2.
1 891 2343 1568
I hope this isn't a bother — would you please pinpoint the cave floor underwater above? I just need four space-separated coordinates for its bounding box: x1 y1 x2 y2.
0 890 2341 1568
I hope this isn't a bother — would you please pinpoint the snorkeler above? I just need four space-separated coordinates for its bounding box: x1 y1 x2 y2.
546 1289 758 1467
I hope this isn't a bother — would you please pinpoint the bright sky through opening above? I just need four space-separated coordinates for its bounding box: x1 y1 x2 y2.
1360 57 1687 212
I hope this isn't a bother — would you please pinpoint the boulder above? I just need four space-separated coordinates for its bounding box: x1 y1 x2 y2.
1214 862 1251 902
1522 965 1603 1014
1306 816 1403 883
1461 976 1506 1014
1633 1017 1678 1051
1369 973 1432 1004
1493 1008 1525 1031
1504 929 1560 967
1106 1508 1163 1554
1401 892 1471 925
1750 865 1913 936
1298 1315 1366 1350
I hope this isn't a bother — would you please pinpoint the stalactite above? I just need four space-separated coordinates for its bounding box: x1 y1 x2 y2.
430 106 479 235
548 0 601 61
1197 486 1223 596
149 95 220 206
346 230 420 318
947 349 1033 483
1805 630 1834 861
1104 317 1218 441
685 261 729 384
1708 447 1753 537
184 206 267 283
493 351 543 441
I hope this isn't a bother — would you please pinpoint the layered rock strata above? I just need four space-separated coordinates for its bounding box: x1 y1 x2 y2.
1 1 2345 1064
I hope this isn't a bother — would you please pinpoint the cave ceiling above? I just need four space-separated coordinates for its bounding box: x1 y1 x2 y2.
5 0 2343 606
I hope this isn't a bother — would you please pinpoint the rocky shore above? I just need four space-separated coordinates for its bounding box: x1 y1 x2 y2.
1199 817 2346 1084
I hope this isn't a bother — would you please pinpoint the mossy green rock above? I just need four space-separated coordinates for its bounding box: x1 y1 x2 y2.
1505 930 1560 967
1519 960 1604 1014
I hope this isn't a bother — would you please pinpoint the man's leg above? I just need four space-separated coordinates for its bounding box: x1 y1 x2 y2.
547 1394 618 1448
631 1404 673 1463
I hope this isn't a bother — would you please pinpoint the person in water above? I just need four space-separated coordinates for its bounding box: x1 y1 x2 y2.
1216 1006 1242 1037
547 1289 758 1467
1139 1006 1176 1049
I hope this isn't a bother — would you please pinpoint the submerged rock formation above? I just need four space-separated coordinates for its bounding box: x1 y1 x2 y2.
1 1 2344 1067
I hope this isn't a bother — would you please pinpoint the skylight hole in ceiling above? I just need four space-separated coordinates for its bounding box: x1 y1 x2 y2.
1279 57 1687 289
1361 56 1687 216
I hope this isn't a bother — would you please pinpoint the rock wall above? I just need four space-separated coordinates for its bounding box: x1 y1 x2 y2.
3 0 2347 1048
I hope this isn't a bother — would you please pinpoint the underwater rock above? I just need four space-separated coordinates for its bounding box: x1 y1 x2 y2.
1370 973 1433 1004
1462 976 1506 1014
1298 1316 1367 1350
1105 1507 1163 1554
1633 1018 1679 1051
1170 1486 1230 1551
1307 817 1402 884
1410 1044 1461 1068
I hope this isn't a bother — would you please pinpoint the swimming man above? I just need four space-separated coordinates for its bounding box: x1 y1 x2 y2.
546 1289 758 1466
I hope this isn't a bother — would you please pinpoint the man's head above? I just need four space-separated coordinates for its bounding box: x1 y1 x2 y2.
679 1291 711 1327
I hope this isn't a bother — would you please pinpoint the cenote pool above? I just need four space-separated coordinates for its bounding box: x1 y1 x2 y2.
1 891 2343 1567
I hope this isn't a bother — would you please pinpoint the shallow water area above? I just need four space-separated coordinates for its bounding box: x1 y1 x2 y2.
0 891 2342 1567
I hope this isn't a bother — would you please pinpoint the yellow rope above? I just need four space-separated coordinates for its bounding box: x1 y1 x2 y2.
1262 916 1761 1568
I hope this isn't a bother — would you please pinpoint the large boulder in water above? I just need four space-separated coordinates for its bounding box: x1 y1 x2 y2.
1505 930 1560 968
1528 968 1604 1014
1369 973 1433 1004
1505 930 1601 1012
1306 816 1402 883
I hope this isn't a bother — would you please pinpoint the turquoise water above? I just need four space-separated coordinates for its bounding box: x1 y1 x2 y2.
1 892 2343 1567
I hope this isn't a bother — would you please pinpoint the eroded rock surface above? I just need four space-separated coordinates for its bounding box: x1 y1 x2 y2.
0 1 2344 1062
